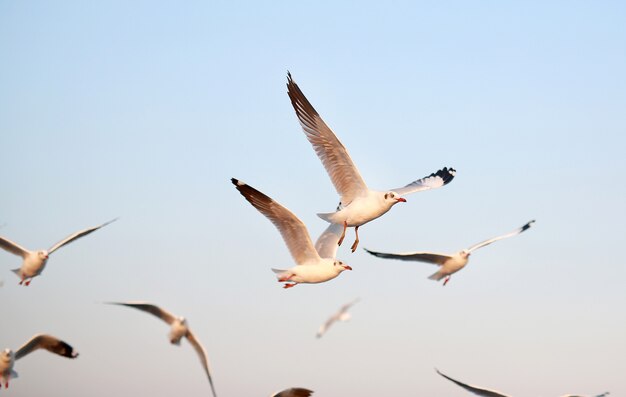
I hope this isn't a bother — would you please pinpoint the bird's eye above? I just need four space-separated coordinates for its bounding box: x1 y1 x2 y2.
390 193 395 198
384 193 388 199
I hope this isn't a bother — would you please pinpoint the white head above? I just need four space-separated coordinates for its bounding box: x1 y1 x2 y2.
333 260 352 272
460 249 470 259
38 250 49 260
383 191 407 208
1 348 13 362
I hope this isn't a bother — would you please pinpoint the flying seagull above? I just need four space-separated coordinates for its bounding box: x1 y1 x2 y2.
270 388 314 397
286 73 455 252
0 218 117 286
106 302 217 397
436 368 609 397
232 178 352 288
317 298 360 338
0 334 79 389
365 220 535 285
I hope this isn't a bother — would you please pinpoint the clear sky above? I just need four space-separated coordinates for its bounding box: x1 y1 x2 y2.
1 1 625 396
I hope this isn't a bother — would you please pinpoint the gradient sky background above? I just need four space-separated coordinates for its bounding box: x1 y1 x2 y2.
1 1 625 396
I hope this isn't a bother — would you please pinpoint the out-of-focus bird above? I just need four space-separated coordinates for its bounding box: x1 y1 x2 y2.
270 387 314 397
286 73 455 252
317 298 360 338
365 220 535 285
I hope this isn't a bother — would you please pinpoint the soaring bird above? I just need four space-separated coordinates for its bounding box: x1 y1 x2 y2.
232 178 351 288
105 302 217 397
0 219 116 285
436 368 609 397
286 73 455 252
317 298 360 338
365 220 535 285
0 334 79 389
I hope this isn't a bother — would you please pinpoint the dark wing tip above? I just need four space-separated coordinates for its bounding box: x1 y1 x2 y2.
438 167 456 185
521 220 536 231
56 340 79 359
363 248 381 257
231 178 245 187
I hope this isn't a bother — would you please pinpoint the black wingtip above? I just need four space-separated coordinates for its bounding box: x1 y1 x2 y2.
438 167 456 185
231 178 245 187
521 220 536 231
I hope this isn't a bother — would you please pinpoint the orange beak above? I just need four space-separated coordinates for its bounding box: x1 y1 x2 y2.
396 197 407 203
343 265 353 271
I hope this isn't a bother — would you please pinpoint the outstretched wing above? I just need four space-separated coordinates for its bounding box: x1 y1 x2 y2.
105 302 178 325
314 223 344 259
364 248 451 265
186 330 217 397
15 334 79 361
436 369 512 397
287 73 368 205
0 236 30 258
317 298 359 338
232 178 320 265
391 167 456 196
271 388 314 397
48 218 117 254
466 220 535 253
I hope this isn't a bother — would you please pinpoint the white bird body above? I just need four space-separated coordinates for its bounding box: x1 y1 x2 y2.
14 251 49 280
318 190 397 227
168 318 189 345
0 350 17 385
428 252 470 282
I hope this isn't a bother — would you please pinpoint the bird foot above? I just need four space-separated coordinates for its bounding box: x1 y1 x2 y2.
337 221 348 246
443 276 450 286
25 279 31 286
283 283 297 289
278 274 294 282
350 239 359 253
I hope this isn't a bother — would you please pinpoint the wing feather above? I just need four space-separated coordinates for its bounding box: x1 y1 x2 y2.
48 218 117 254
436 369 512 397
0 236 30 258
314 223 343 259
364 248 451 265
392 167 456 196
105 302 178 325
466 220 535 253
186 330 217 397
271 388 314 397
15 334 79 361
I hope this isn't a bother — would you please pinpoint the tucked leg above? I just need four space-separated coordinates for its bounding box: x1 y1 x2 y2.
350 226 360 253
283 283 298 289
443 275 451 286
337 221 348 246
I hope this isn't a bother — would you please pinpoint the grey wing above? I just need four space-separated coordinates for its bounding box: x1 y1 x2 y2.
287 73 368 205
47 218 117 254
316 314 338 338
314 223 344 259
364 248 451 265
0 236 30 258
560 394 610 397
15 334 79 361
232 179 320 265
105 302 178 325
466 220 535 253
186 330 217 397
391 167 456 196
338 298 360 314
436 369 512 397
272 388 314 397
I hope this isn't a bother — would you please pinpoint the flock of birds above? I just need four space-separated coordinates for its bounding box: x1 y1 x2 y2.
0 73 609 397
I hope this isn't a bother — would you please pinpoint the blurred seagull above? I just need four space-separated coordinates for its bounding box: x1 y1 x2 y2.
105 302 217 397
365 220 535 286
0 334 79 389
270 388 314 397
232 178 352 289
317 298 360 338
436 368 609 397
0 219 116 286
287 73 455 252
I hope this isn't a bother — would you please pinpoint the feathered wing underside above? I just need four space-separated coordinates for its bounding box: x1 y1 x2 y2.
47 218 117 254
364 248 451 265
559 394 610 397
106 302 177 325
391 167 456 196
436 369 512 397
15 334 79 361
465 220 535 253
272 387 314 397
232 179 320 265
186 330 217 397
287 73 368 205
314 223 343 259
0 236 30 258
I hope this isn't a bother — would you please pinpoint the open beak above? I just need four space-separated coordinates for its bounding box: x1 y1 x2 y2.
396 197 407 203
343 265 353 271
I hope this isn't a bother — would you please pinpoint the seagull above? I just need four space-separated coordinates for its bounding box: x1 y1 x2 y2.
317 298 360 338
232 178 352 288
286 73 456 252
0 334 79 389
271 388 314 397
365 220 535 286
0 218 117 286
105 302 217 397
436 368 609 397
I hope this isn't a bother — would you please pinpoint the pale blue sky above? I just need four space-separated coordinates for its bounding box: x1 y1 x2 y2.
1 1 625 396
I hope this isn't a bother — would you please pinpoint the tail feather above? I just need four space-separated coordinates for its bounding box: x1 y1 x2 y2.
317 212 335 223
11 268 21 277
428 270 447 281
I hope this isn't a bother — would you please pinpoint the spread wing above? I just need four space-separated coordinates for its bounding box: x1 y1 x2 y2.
47 218 117 254
314 223 344 259
391 167 456 196
15 334 79 361
317 298 359 338
560 394 610 397
186 330 217 397
0 236 30 258
271 388 314 397
287 73 368 205
436 369 512 397
232 178 320 265
105 302 178 325
364 248 451 265
466 220 535 253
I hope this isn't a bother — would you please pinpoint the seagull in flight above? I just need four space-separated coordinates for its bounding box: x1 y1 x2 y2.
0 334 79 389
317 298 360 338
106 302 217 397
0 219 116 286
232 178 352 289
270 388 314 397
365 220 535 285
436 368 609 397
286 73 456 252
